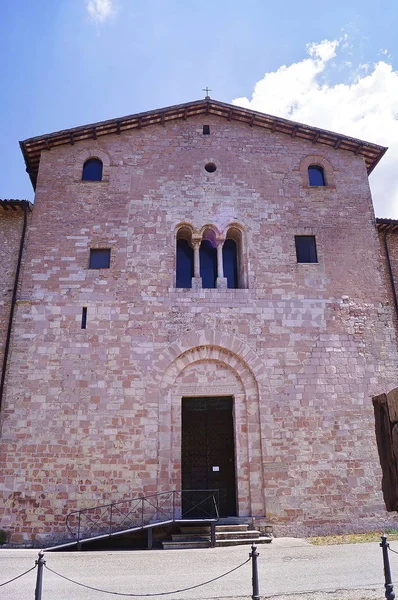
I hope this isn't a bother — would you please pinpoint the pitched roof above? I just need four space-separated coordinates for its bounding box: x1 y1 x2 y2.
0 199 33 211
20 98 388 189
376 218 398 231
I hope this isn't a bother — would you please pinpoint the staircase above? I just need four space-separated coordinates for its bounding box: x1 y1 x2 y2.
48 489 220 551
162 520 273 549
49 490 273 551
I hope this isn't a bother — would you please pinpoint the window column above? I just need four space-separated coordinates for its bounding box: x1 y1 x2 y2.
191 235 202 289
216 238 228 289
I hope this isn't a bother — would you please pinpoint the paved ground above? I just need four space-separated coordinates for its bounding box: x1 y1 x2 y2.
0 537 393 600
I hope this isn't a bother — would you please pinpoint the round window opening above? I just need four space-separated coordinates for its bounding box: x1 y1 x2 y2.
205 162 217 173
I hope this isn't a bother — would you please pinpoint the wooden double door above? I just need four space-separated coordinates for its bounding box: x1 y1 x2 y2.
181 396 237 517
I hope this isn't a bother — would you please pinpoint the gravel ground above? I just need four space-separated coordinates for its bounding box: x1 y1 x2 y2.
0 537 392 600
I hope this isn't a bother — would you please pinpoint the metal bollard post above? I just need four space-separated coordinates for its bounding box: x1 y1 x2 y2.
34 551 46 600
381 534 395 600
77 512 82 551
250 543 260 600
210 522 216 548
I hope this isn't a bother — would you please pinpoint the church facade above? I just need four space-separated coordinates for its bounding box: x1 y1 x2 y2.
1 98 398 546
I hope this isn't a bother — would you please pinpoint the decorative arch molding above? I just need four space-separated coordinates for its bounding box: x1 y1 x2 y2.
153 330 268 518
162 345 257 395
173 221 198 234
172 222 247 245
175 222 196 238
74 148 111 182
222 221 247 238
153 329 267 386
299 154 335 187
199 223 220 240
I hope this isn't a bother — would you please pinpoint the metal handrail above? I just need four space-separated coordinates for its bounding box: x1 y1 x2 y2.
66 489 219 544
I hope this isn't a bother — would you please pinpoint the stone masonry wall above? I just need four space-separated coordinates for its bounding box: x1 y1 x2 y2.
380 229 398 326
1 114 398 545
0 207 24 393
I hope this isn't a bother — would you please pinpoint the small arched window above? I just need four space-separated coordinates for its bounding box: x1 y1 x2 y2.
82 158 103 181
223 239 238 289
200 239 217 289
308 165 326 186
176 238 194 288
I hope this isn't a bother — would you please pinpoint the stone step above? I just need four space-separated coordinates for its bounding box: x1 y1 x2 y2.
162 520 273 549
216 536 272 547
216 530 261 540
171 534 210 542
215 524 250 533
216 517 252 524
179 524 250 534
162 540 210 550
179 526 212 534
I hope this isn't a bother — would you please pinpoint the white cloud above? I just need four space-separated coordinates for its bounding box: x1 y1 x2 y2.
307 39 339 62
233 39 398 218
86 0 116 23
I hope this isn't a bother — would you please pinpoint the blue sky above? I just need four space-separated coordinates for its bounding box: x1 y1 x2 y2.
1 0 398 217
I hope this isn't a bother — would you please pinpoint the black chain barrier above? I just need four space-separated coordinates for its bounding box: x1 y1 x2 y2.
44 556 251 597
0 564 37 587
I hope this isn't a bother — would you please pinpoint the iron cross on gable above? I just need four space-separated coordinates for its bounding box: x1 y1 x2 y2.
203 87 212 99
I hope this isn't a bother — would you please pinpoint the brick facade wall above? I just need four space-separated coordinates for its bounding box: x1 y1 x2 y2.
1 114 398 545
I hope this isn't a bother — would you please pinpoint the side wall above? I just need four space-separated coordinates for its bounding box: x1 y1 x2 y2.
0 206 25 394
379 227 398 328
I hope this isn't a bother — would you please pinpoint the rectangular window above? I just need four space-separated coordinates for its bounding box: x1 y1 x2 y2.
295 235 318 263
81 307 87 329
89 248 111 269
203 125 210 135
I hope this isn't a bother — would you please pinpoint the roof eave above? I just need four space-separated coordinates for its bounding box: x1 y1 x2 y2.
376 218 398 232
20 98 388 190
0 199 33 212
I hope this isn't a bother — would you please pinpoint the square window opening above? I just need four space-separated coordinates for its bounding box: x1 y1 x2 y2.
89 248 111 269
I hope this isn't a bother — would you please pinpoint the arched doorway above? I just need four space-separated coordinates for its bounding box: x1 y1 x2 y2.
154 332 267 519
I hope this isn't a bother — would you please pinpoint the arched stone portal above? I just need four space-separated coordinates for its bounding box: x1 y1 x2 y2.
151 330 268 518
